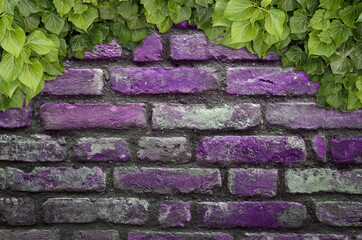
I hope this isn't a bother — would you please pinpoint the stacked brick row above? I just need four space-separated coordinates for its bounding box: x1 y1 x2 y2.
0 25 361 240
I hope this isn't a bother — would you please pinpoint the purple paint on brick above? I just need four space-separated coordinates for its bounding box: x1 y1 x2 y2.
83 39 121 60
196 136 305 165
267 103 362 129
228 169 278 197
134 33 162 62
0 230 59 240
128 232 233 240
316 201 362 227
74 230 119 240
43 69 103 95
330 138 362 164
114 167 221 194
241 233 349 240
198 201 307 229
0 198 35 225
0 103 31 128
357 235 362 240
227 67 319 95
312 136 327 162
40 103 147 130
109 67 217 94
158 200 191 227
172 21 198 28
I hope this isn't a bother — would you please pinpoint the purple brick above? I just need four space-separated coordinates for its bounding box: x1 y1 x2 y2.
196 136 305 165
330 138 362 164
74 137 130 161
43 69 103 95
0 198 35 225
40 103 147 130
134 33 162 62
285 169 361 194
0 230 59 240
44 198 148 224
241 233 349 240
0 103 31 128
171 34 279 61
357 236 362 240
1 167 105 192
152 103 261 130
138 137 191 163
172 21 197 28
316 201 362 227
74 230 119 240
227 67 319 95
128 232 233 240
109 67 217 95
83 39 122 59
158 201 191 227
114 167 221 194
312 136 327 162
267 103 362 129
198 201 307 229
228 169 278 197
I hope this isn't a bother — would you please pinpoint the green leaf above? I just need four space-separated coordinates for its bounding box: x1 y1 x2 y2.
70 34 92 52
285 45 307 65
157 16 173 33
318 31 332 44
231 20 259 43
335 40 355 57
0 53 23 83
3 0 20 14
204 26 225 41
17 0 42 17
309 9 330 30
24 14 41 32
358 12 362 22
18 58 43 90
0 77 20 98
213 0 232 27
53 0 75 16
277 0 298 12
26 30 57 55
68 5 99 31
118 1 139 20
1 26 26 57
169 6 192 24
223 0 254 21
196 0 213 7
348 87 362 110
140 0 164 13
290 10 309 33
308 31 336 57
41 12 65 34
264 8 286 38
330 54 354 75
339 5 360 28
319 0 343 10
0 19 6 42
168 0 180 13
328 20 352 46
73 0 88 14
350 52 362 70
0 0 4 12
39 58 63 75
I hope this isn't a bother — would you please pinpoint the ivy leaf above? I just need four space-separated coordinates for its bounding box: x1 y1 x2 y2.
18 58 43 90
0 19 6 42
140 0 164 13
309 9 330 30
231 20 259 43
0 53 23 83
335 40 355 57
73 0 88 14
68 5 99 31
285 45 307 65
70 34 92 52
261 0 272 7
53 0 75 16
3 0 20 14
350 52 362 70
0 0 4 12
358 12 362 22
24 14 41 32
223 0 254 21
196 0 213 7
328 20 352 46
290 10 309 33
1 26 26 57
118 1 138 20
204 26 225 41
318 31 332 44
168 0 180 14
41 12 65 34
339 5 360 28
213 0 232 27
308 31 336 57
348 87 362 110
17 0 42 17
169 6 192 24
26 30 57 55
157 16 173 33
319 0 343 10
330 54 354 75
264 9 286 38
277 0 298 12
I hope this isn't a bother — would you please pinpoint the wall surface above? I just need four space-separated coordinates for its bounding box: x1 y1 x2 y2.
0 23 361 240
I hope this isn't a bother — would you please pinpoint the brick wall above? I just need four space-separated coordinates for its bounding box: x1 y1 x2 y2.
0 23 361 240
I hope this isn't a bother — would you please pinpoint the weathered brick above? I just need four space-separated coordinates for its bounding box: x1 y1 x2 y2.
134 33 162 62
196 136 305 165
83 39 121 59
74 137 130 161
316 202 362 227
0 230 59 240
128 232 233 240
330 138 362 164
114 167 221 194
152 103 261 130
0 135 66 162
357 235 362 240
171 34 279 61
43 69 103 95
0 104 32 128
109 67 217 95
158 200 191 227
312 136 327 162
44 198 148 224
267 103 362 129
285 169 361 194
0 167 105 192
0 198 35 225
40 103 147 130
172 21 197 28
226 67 318 95
137 137 191 163
241 233 349 240
228 169 278 197
74 230 119 240
198 202 307 229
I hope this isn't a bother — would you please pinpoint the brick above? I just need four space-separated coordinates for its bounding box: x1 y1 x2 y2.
312 136 327 162
241 233 349 240
0 167 105 192
198 201 307 229
158 200 191 227
128 232 233 240
0 198 35 225
74 137 130 161
196 136 305 165
0 135 66 162
267 103 362 129
315 201 362 227
285 169 361 194
152 103 261 130
44 198 148 224
0 230 59 240
228 169 278 197
114 167 221 194
134 33 162 62
172 21 197 28
137 137 191 163
43 69 103 95
0 103 31 128
83 39 121 59
330 138 362 164
226 67 318 95
74 230 119 240
171 34 279 61
109 67 217 95
40 103 147 130
357 236 362 240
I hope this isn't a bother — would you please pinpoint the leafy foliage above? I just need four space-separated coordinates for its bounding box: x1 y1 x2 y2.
0 0 361 111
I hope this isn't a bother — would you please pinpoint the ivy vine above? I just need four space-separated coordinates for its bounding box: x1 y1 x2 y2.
0 0 361 111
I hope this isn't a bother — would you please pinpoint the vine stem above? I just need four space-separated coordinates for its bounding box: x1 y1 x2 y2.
252 3 269 13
